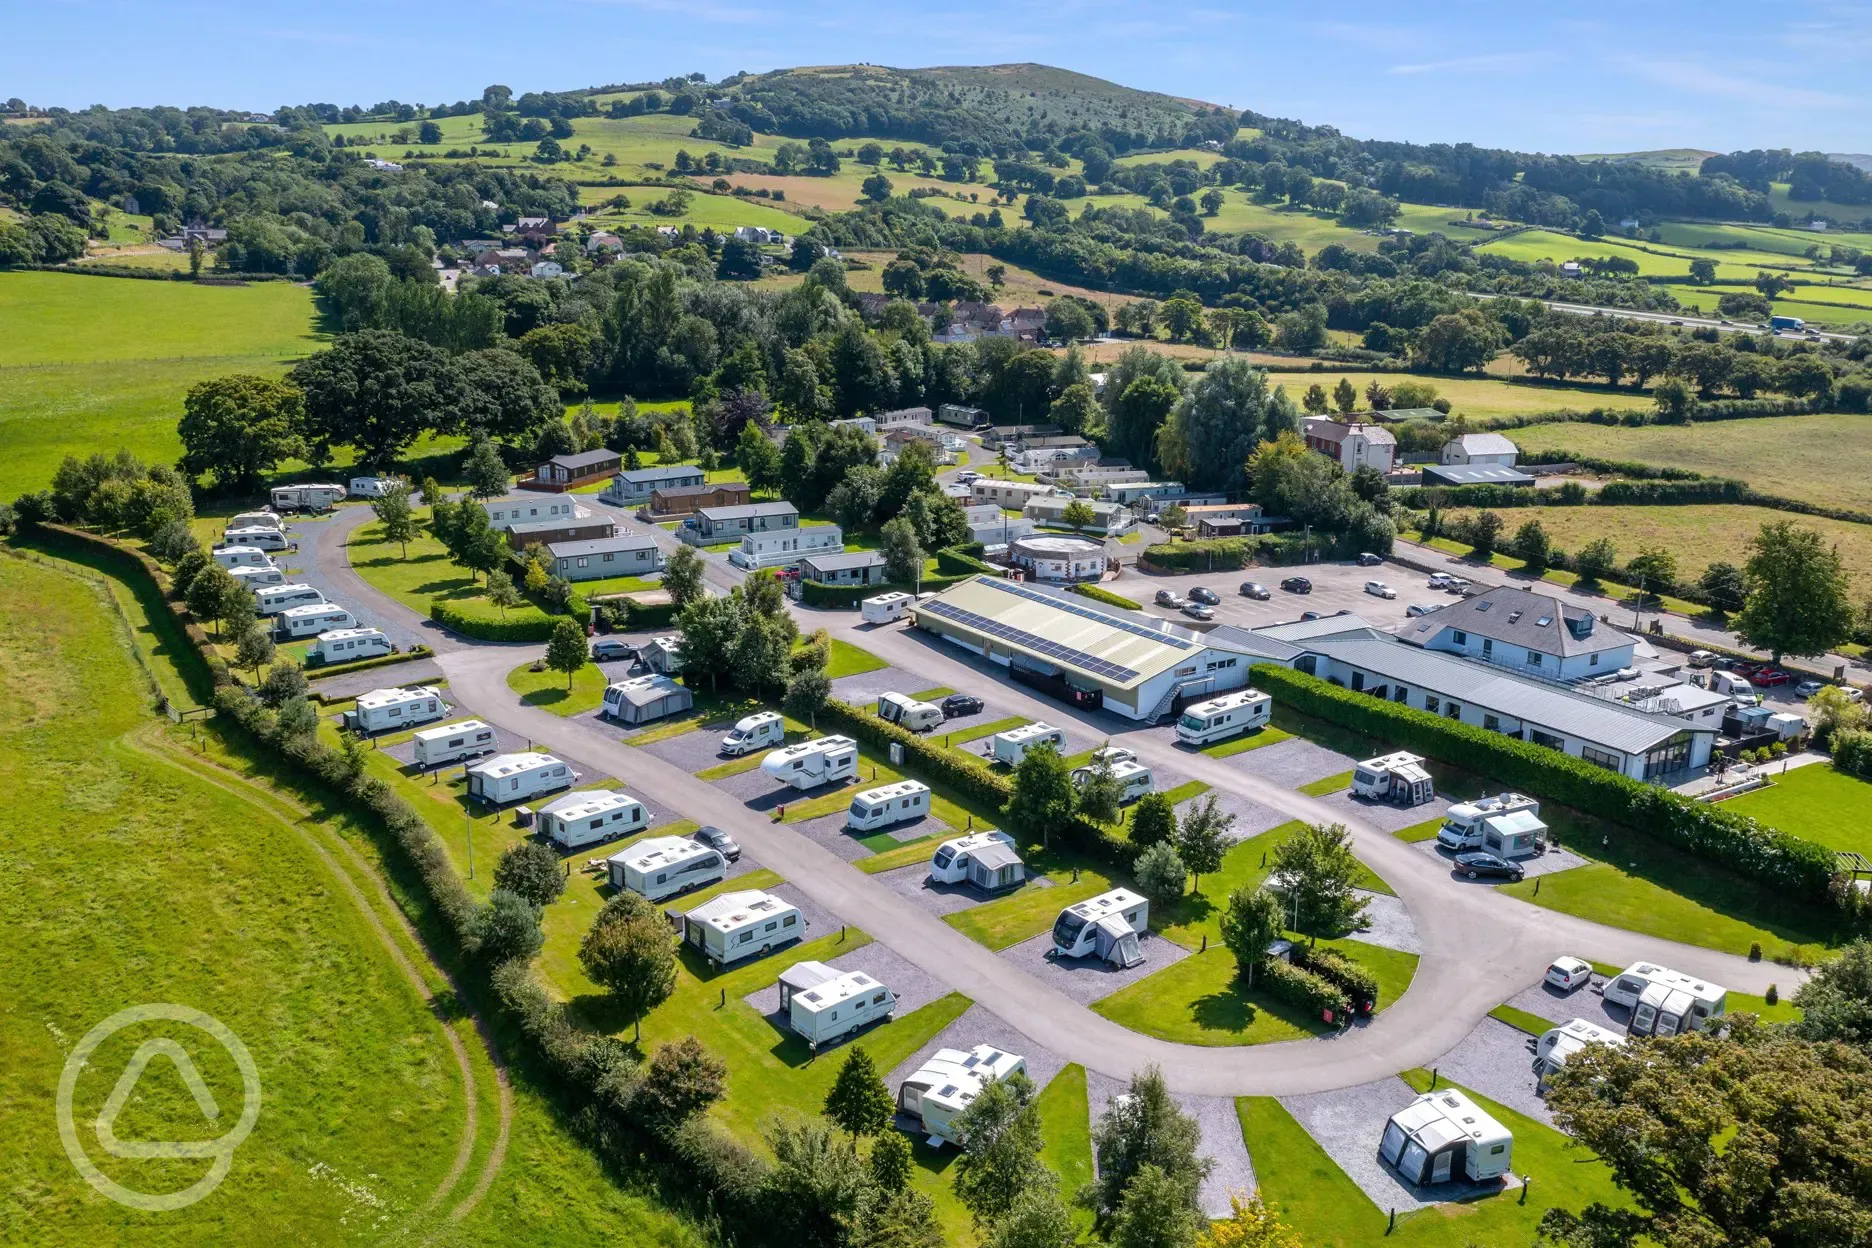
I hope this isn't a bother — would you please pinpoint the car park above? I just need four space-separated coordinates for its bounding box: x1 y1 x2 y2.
1181 603 1215 620
1239 582 1270 600
1357 552 1384 567
1405 602 1438 618
1796 679 1825 698
691 825 742 863
1545 956 1594 992
1280 576 1312 594
1687 650 1716 668
1453 851 1525 882
1363 580 1397 600
591 638 634 662
1189 586 1220 605
1752 669 1792 687
1426 572 1453 589
1154 589 1188 608
941 693 984 718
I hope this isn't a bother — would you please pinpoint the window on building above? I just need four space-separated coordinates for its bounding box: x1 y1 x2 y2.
1530 729 1564 751
1591 653 1600 667
1482 638 1494 656
1425 696 1440 714
1393 686 1408 702
1526 651 1542 667
1483 714 1501 732
1581 745 1622 772
1446 702 1462 719
1453 630 1468 645
1351 672 1365 692
1643 735 1693 779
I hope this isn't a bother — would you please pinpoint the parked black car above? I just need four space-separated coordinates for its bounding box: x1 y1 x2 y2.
941 693 984 718
1280 576 1313 593
1189 586 1220 605
1239 582 1271 600
1453 851 1524 882
1357 552 1384 567
692 826 742 863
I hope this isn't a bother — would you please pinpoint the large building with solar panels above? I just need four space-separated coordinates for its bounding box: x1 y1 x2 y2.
909 577 1285 721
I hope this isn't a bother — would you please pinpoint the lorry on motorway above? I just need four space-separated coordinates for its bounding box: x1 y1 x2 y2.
1769 315 1806 332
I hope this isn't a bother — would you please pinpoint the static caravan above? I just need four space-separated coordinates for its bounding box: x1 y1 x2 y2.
347 685 446 734
466 752 578 806
1437 793 1540 852
1071 759 1154 803
309 628 393 665
990 722 1065 767
877 692 944 733
231 565 287 591
599 674 694 725
538 790 649 850
1351 752 1436 807
1533 1019 1626 1087
212 545 276 570
777 962 897 1051
898 1044 1027 1146
760 736 859 791
846 780 931 832
930 832 1026 893
681 889 805 969
252 582 323 616
411 719 498 768
721 711 784 756
228 510 283 532
276 603 355 639
728 525 844 571
861 592 914 624
349 476 400 498
607 834 723 898
1051 888 1148 967
1175 689 1272 746
222 525 290 552
1379 1089 1513 1186
1605 963 1727 1036
270 483 346 512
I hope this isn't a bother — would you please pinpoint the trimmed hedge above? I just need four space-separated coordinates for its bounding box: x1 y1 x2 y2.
429 599 560 641
619 596 679 628
799 572 972 608
1250 663 1841 903
935 546 1003 577
1069 582 1143 610
305 645 434 680
1258 956 1349 1019
1297 945 1380 1007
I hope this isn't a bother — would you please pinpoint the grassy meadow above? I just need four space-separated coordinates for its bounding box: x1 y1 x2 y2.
1258 369 1651 421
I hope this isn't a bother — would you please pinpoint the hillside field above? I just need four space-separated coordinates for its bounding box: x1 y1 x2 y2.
1258 370 1652 421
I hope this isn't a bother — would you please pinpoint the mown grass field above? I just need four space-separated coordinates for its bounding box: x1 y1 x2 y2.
1725 763 1872 856
349 511 557 631
1259 369 1651 421
1476 229 1766 282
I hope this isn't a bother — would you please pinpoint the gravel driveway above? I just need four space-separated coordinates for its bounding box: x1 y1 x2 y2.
996 930 1191 1006
1228 738 1357 790
872 862 1015 918
1428 1018 1550 1126
307 658 446 702
1280 1077 1518 1211
1347 890 1421 955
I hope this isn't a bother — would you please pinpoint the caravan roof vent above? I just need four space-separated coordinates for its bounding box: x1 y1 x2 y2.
1506 611 1522 623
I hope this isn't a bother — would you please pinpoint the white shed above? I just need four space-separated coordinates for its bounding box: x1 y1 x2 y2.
540 790 649 850
776 961 897 1050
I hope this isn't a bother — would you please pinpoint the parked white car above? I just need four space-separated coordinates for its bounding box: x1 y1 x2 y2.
1544 956 1594 992
1364 581 1397 600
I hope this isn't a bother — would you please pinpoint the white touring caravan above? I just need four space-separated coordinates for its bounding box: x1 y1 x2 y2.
680 889 805 969
721 711 785 756
466 752 578 806
1175 689 1273 746
1380 1089 1513 1186
877 692 944 733
860 592 914 624
777 962 897 1051
1612 966 1729 1038
231 565 286 590
228 510 284 532
411 719 498 768
252 582 323 615
761 736 859 791
608 834 723 898
1051 888 1149 968
347 685 446 734
1352 752 1436 807
271 482 346 512
211 545 276 570
222 525 291 552
541 791 650 850
898 1045 1027 1146
1437 793 1542 852
276 603 356 639
1533 1019 1626 1087
310 628 393 664
349 476 400 498
1071 759 1154 803
846 780 931 832
929 832 1026 893
990 722 1065 767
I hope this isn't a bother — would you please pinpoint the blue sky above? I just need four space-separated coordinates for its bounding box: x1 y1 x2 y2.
6 1 1869 154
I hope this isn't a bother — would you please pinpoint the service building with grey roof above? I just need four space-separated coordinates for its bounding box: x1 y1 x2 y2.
688 501 800 542
1400 585 1636 681
1420 464 1536 488
799 550 889 586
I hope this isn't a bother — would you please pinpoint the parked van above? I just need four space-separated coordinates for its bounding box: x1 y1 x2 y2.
253 582 324 615
310 628 393 665
1175 690 1272 746
346 685 445 734
1533 1019 1625 1087
231 565 287 591
228 510 283 532
1437 793 1541 852
721 711 785 756
990 722 1064 767
1709 671 1760 704
877 692 944 733
608 834 723 898
540 791 649 850
861 592 914 624
1071 759 1154 803
760 736 859 790
276 603 356 639
846 781 931 832
212 545 275 570
411 719 497 768
778 962 897 1051
223 525 290 551
680 890 804 969
1051 888 1148 967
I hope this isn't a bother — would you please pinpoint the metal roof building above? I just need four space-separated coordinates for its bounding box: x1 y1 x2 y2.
1420 464 1536 488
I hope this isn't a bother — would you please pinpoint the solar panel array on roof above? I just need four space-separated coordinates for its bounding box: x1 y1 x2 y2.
920 599 1142 683
978 578 1193 651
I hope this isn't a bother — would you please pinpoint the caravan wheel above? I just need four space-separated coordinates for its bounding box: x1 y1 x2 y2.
760 944 771 955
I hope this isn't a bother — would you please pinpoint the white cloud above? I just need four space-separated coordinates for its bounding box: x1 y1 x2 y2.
1386 51 1538 76
1611 56 1857 109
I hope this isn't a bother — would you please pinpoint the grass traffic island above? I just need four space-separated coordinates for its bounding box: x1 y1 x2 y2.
349 513 558 632
507 657 612 716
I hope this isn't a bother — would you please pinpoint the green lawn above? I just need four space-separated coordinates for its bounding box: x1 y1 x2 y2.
1724 764 1872 855
1488 1004 1554 1037
1298 769 1354 796
508 657 612 716
1393 815 1446 843
349 511 557 630
823 638 886 679
1033 1065 1095 1233
1152 821 1395 951
938 714 1030 762
1202 724 1293 757
944 856 1120 949
854 835 951 875
910 686 955 700
1259 368 1652 423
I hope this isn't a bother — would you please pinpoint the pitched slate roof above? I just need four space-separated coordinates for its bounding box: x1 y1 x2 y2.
1400 585 1630 658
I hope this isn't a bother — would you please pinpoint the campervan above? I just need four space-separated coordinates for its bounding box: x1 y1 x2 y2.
411 719 498 768
680 890 805 969
228 510 283 532
1051 888 1148 967
1437 793 1542 853
1071 759 1154 803
777 962 897 1050
270 483 346 512
540 791 650 850
349 476 400 498
466 753 578 805
861 592 914 624
1352 752 1436 807
230 565 286 591
310 628 393 664
990 722 1065 767
607 834 722 897
846 781 931 832
898 1045 1027 1146
877 693 944 733
760 736 859 791
1605 963 1728 1036
346 685 445 734
1175 690 1273 746
222 525 290 551
929 831 1026 892
715 712 781 757
253 582 324 615
1709 671 1761 704
1533 1019 1626 1087
211 545 275 570
1380 1089 1513 1185
276 603 356 639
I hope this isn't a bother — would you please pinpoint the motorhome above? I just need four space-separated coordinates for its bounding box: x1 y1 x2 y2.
275 603 356 639
346 685 445 734
898 1044 1027 1146
466 752 578 805
760 736 859 791
1604 963 1728 1036
231 565 287 591
270 483 346 512
599 674 693 725
349 476 400 498
861 592 914 624
1175 690 1273 746
721 711 785 756
990 722 1065 767
310 628 393 665
680 890 805 969
222 525 290 551
252 580 322 616
228 510 283 532
1351 752 1436 807
1379 1089 1513 1185
410 719 498 768
776 962 897 1051
541 791 650 850
846 781 931 832
607 834 723 898
929 831 1026 892
877 692 944 733
1070 759 1154 803
1533 1019 1626 1087
1051 888 1148 967
1436 793 1542 854
211 545 275 570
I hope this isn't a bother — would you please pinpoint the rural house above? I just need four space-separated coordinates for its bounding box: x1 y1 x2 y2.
1302 418 1397 474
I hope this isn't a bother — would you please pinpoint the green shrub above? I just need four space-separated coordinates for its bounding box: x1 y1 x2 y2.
621 596 679 628
934 546 1002 577
1296 945 1380 1006
303 645 434 681
430 599 559 641
1258 956 1349 1019
1069 582 1142 610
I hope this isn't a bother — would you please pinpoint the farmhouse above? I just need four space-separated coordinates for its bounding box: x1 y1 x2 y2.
1399 585 1637 679
798 550 889 586
689 501 800 543
1302 418 1397 474
1419 464 1536 488
648 481 752 517
503 516 618 551
1023 496 1135 536
534 448 623 489
601 463 706 505
542 534 663 582
1440 433 1519 467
